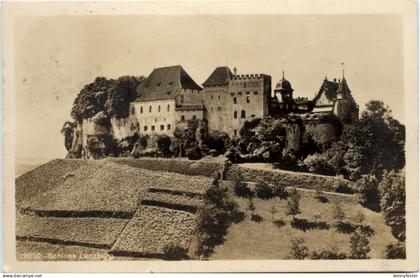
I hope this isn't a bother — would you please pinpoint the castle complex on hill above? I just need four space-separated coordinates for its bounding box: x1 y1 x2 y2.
128 65 359 138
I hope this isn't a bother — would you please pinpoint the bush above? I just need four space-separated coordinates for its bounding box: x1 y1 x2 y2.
310 247 347 260
355 175 379 206
157 135 172 157
162 242 188 260
303 153 335 176
195 183 239 258
186 144 203 160
349 228 371 259
290 238 309 259
255 180 274 199
233 180 253 198
379 170 405 241
287 188 302 220
384 242 406 259
273 182 288 199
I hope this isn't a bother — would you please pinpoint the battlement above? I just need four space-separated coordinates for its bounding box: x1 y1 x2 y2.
231 74 265 80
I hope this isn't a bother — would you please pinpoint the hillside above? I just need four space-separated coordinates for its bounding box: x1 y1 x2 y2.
16 158 396 260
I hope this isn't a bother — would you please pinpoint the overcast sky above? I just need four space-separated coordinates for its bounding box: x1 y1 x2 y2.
15 14 403 164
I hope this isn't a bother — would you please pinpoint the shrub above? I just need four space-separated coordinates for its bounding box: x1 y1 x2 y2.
233 180 253 198
379 170 405 241
195 183 239 258
384 242 406 259
355 174 379 206
273 182 288 199
303 153 335 176
255 180 274 199
287 188 301 220
332 200 346 227
310 247 347 260
157 135 172 157
162 242 188 260
349 228 371 259
290 238 309 259
186 144 203 160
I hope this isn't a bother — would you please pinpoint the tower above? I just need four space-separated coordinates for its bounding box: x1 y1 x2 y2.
274 70 294 111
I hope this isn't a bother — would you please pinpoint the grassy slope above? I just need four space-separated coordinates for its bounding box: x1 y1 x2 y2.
210 182 397 260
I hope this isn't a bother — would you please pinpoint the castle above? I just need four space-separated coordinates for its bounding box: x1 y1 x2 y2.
128 65 359 139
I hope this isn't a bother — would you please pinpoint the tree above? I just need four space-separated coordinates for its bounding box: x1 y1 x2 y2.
255 180 274 199
290 238 309 259
287 188 301 220
71 77 115 121
157 134 172 157
105 76 145 118
379 170 406 241
332 200 346 227
349 228 371 259
385 242 406 259
355 174 379 206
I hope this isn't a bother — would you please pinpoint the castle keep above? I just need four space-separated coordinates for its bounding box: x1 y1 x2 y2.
127 65 358 140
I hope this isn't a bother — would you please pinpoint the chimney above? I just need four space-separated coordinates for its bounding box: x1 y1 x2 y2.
333 78 337 83
233 67 237 76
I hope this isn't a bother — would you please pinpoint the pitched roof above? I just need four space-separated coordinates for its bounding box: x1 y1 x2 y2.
202 66 233 87
135 65 201 101
336 78 356 103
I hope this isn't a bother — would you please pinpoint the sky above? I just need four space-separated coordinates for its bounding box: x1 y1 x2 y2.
14 14 404 165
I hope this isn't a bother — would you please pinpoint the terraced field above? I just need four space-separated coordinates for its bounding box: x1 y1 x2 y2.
16 159 211 260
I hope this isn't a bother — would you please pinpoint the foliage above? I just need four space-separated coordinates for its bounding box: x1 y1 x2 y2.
286 188 301 219
332 200 346 227
384 242 406 259
273 182 288 199
310 247 348 260
233 180 253 198
162 242 188 260
289 238 309 259
195 183 239 258
105 76 145 118
302 100 405 181
157 135 172 157
349 228 371 259
255 180 274 200
186 144 203 160
355 174 379 206
379 170 406 241
203 131 231 155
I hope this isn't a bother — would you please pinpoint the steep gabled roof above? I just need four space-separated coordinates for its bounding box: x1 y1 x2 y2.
135 65 201 101
202 66 233 87
313 78 339 104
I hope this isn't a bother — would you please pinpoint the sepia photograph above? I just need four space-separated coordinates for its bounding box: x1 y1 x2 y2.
2 0 418 273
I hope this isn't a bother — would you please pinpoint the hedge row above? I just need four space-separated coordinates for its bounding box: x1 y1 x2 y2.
226 165 356 193
109 157 225 178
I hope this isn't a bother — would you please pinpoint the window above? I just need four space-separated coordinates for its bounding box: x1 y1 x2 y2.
149 106 152 113
218 95 221 100
158 105 161 112
253 91 258 95
211 95 213 100
140 106 143 113
233 97 237 104
246 96 250 103
238 92 242 95
211 107 213 111
131 107 135 114
234 129 237 136
251 114 256 118
246 92 250 95
160 125 164 131
181 95 184 103
217 106 222 111
241 110 246 118
144 126 148 131
192 115 197 120
234 111 237 119
151 125 155 131
181 115 185 122
167 104 170 112
167 124 171 130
